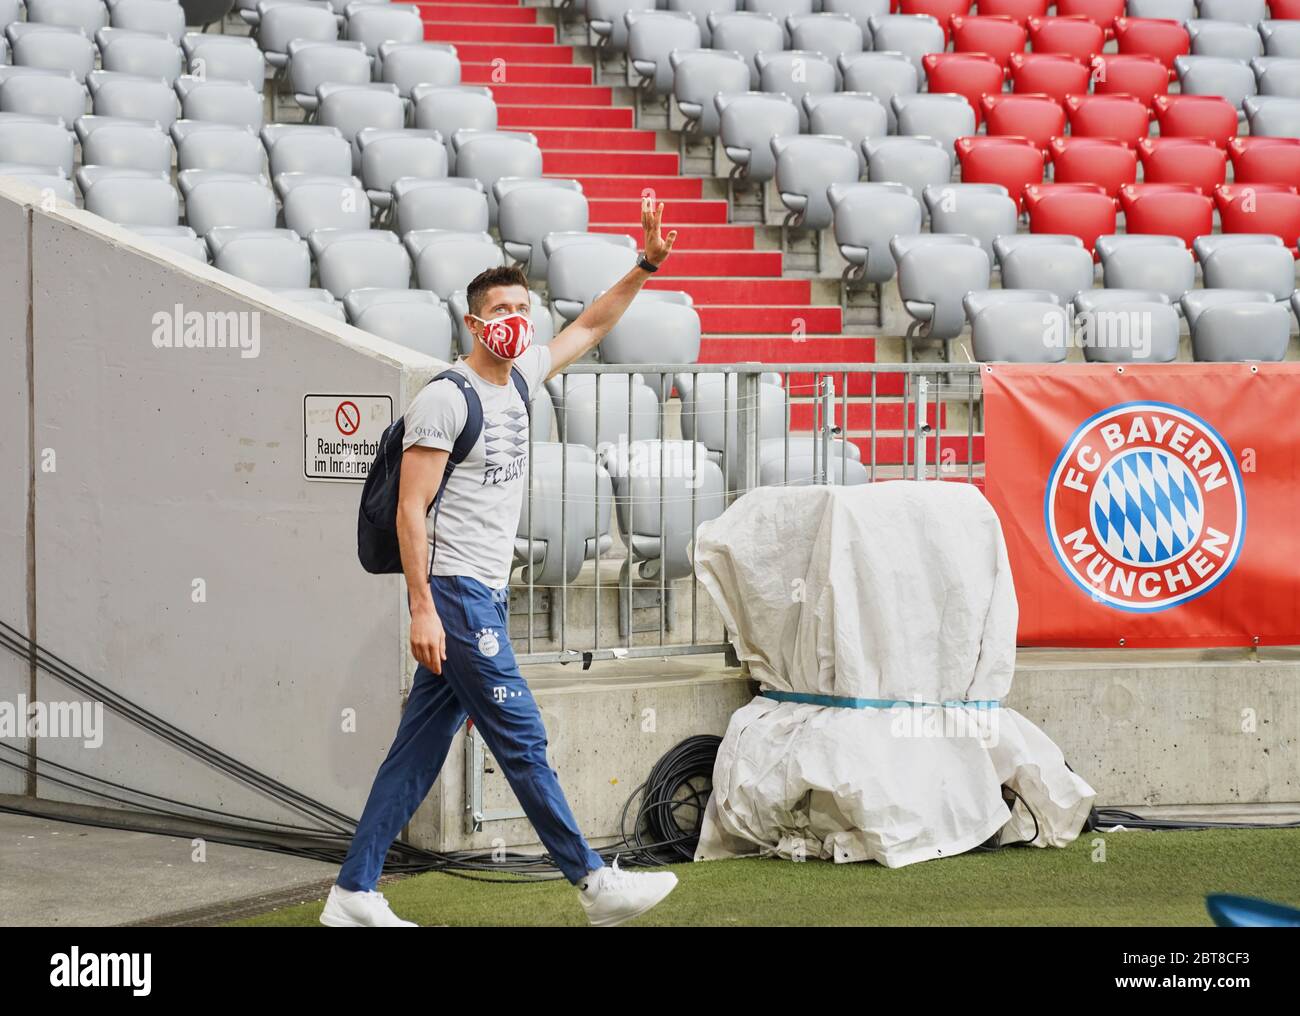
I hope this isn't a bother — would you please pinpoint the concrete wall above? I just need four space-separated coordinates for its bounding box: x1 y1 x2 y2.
0 179 446 823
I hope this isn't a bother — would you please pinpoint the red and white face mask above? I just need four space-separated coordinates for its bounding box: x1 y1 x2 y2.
470 311 534 360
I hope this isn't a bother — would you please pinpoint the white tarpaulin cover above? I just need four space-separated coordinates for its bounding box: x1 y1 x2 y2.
692 481 1096 868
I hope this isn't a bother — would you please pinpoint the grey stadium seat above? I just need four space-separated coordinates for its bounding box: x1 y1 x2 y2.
971 301 1069 364
1094 233 1184 263
548 373 659 450
310 229 412 299
287 40 370 113
131 224 208 262
356 127 447 209
1125 0 1194 18
668 0 734 48
1193 233 1284 262
26 0 109 36
864 137 951 211
1186 19 1264 62
828 181 922 285
256 1 338 70
91 71 176 127
98 29 184 85
1175 55 1257 110
1253 57 1300 99
343 3 424 80
277 172 370 236
598 293 701 402
109 0 185 38
803 91 887 174
0 69 87 124
771 133 859 232
626 10 701 96
867 13 944 72
392 176 488 236
346 289 455 361
82 119 170 171
262 123 351 177
922 183 1017 258
543 232 638 321
1181 288 1278 327
411 229 504 299
587 0 656 57
184 175 276 235
1202 243 1296 301
839 51 918 133
715 90 799 183
11 25 96 83
670 49 749 140
1244 94 1300 137
758 436 867 487
496 177 588 281
1074 289 1172 315
706 11 783 89
677 371 787 488
1260 21 1300 59
993 233 1086 272
412 86 497 161
176 77 263 129
754 50 835 131
316 81 405 171
962 289 1060 327
174 122 263 174
1101 242 1196 303
82 171 179 226
1199 0 1267 22
184 33 265 91
1001 242 1096 309
452 129 542 226
892 92 975 157
379 42 460 98
891 234 991 345
214 230 311 289
513 443 613 589
0 119 75 175
787 14 864 73
1191 302 1291 362
1078 300 1180 363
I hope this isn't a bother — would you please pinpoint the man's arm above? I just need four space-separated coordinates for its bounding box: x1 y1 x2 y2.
545 196 677 379
397 445 450 673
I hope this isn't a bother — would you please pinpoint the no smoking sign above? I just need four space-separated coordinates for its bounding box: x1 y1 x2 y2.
304 394 392 482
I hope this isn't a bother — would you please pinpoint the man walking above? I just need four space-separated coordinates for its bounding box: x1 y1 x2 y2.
321 198 679 927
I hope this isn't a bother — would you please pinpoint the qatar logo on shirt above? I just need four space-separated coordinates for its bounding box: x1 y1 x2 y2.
1044 401 1246 613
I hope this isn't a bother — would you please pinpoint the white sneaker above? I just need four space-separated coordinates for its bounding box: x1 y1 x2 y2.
319 884 418 927
578 856 678 927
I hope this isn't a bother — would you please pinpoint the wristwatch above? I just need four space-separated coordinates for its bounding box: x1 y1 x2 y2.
636 254 659 273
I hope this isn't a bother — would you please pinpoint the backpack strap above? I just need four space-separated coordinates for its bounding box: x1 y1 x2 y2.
509 365 530 413
426 369 484 579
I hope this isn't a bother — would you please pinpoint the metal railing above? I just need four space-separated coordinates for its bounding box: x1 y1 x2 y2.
514 362 984 665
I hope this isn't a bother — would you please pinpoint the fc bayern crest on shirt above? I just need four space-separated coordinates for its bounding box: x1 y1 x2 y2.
1044 401 1247 613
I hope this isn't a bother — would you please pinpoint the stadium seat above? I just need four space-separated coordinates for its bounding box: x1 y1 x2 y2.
588 0 658 56
670 49 749 140
921 53 1004 128
262 123 352 178
389 176 486 237
512 443 614 588
1048 137 1137 199
83 118 170 172
26 0 108 36
1094 232 1183 262
1180 288 1276 327
310 230 412 300
1001 241 1095 308
1079 299 1180 363
758 436 867 487
343 2 422 79
176 77 263 130
599 293 701 402
1176 55 1258 111
676 371 788 487
1119 184 1213 249
1152 94 1237 148
410 229 504 299
182 34 264 91
1112 17 1189 72
1024 182 1117 255
923 182 1017 256
899 0 969 43
892 92 976 155
828 181 923 285
131 224 208 262
11 25 96 83
1186 19 1263 62
786 13 865 75
496 177 586 280
316 82 405 172
891 233 992 346
348 291 455 362
1254 57 1300 100
1244 95 1300 138
174 122 261 175
547 373 658 450
626 11 703 96
976 0 1048 21
982 92 1065 149
1192 232 1285 262
1200 0 1266 21
412 86 496 165
213 229 311 289
1026 15 1104 63
803 92 888 173
706 12 783 89
356 128 447 209
378 42 460 99
186 175 277 235
1008 53 1090 103
991 231 1084 270
954 135 1044 211
962 287 1060 326
0 119 75 175
1201 243 1295 300
90 72 175 128
863 136 953 213
755 51 836 130
1191 302 1291 362
1054 0 1123 32
97 30 184 86
1260 19 1300 60
82 170 179 226
1063 94 1150 147
1228 136 1300 187
1090 54 1169 109
1127 0 1194 20
868 13 946 71
544 233 638 320
949 14 1027 69
256 2 338 71
970 299 1068 363
771 134 860 231
838 52 920 132
1215 183 1300 251
277 172 369 236
110 0 185 38
1136 137 1226 197
716 91 799 183
1073 288 1171 314
1100 237 1195 303
286 41 371 114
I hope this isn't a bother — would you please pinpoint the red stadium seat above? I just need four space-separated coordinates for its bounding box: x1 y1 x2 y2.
900 0 972 41
1228 138 1300 189
1112 18 1190 74
1152 95 1238 149
982 92 1066 149
1065 94 1150 146
1267 0 1300 17
1024 183 1117 256
1026 15 1105 62
1009 53 1091 104
975 0 1049 22
1216 184 1300 253
921 54 1005 129
1053 0 1124 35
1137 138 1226 197
955 135 1046 210
950 15 1027 68
1091 54 1169 109
1048 137 1137 198
1119 184 1213 249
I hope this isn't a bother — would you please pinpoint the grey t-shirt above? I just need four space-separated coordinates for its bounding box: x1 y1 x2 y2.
401 344 552 590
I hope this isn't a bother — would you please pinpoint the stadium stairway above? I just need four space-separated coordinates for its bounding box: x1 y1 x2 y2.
417 0 984 475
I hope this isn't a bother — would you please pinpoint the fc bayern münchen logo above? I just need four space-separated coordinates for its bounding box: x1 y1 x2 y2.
1044 401 1246 613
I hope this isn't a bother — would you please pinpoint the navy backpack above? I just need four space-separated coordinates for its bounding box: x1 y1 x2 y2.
357 365 529 574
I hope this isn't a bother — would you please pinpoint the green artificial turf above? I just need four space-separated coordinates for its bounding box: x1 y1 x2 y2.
229 827 1300 927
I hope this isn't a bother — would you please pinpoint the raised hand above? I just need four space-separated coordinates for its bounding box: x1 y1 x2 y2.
642 196 677 267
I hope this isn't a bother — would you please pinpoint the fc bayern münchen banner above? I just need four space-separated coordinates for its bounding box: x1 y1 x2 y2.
983 364 1300 647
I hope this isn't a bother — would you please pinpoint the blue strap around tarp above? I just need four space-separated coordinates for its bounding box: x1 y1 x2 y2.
760 689 1001 709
